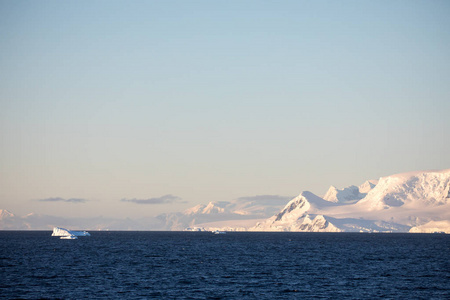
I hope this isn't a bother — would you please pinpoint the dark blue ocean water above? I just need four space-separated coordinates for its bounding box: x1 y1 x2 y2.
1 232 449 299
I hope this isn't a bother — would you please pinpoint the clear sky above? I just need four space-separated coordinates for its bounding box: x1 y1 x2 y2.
1 1 449 218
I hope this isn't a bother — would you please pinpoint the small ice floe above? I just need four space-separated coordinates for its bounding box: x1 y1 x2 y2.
52 227 90 239
212 230 226 234
60 235 78 239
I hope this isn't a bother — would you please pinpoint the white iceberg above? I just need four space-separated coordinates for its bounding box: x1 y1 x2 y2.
52 227 90 239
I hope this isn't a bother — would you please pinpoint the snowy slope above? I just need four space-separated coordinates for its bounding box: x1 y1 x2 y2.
322 180 377 204
359 180 378 194
184 202 228 215
252 169 450 233
355 170 450 210
323 185 362 203
409 220 450 233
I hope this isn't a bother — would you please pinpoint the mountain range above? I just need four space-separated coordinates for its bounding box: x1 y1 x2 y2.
251 169 450 232
2 169 449 233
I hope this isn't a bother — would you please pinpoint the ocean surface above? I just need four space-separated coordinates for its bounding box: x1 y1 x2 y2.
1 231 449 299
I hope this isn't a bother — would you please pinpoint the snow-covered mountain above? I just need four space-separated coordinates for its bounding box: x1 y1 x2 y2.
0 209 15 219
157 196 290 231
251 169 450 233
355 170 450 210
184 201 228 215
0 195 289 230
2 169 449 232
0 209 23 229
322 180 378 204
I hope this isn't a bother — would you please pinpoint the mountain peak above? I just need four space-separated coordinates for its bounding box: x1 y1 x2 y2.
0 209 15 219
274 194 311 222
357 169 450 210
323 185 365 204
183 202 228 215
358 180 378 194
260 191 333 226
201 202 227 214
323 186 339 203
184 204 206 215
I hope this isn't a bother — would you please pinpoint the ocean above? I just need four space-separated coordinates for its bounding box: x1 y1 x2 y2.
1 231 449 299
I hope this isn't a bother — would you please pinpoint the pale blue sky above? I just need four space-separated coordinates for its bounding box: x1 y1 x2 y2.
1 1 449 218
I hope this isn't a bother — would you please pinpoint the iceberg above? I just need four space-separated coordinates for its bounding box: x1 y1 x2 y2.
52 227 90 239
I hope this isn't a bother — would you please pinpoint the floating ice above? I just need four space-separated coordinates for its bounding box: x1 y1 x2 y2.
52 227 90 239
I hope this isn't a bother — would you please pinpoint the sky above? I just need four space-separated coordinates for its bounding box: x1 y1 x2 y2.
1 0 449 219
